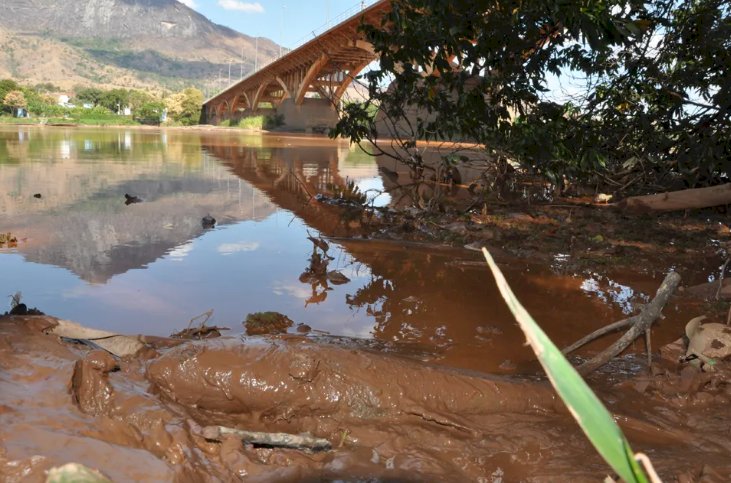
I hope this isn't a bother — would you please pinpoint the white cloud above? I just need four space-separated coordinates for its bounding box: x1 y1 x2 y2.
217 0 265 13
178 0 198 10
217 241 260 255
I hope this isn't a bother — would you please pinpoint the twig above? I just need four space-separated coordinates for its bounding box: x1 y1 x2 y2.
716 257 730 300
644 328 652 369
187 309 214 330
577 272 681 375
201 425 331 452
562 318 633 355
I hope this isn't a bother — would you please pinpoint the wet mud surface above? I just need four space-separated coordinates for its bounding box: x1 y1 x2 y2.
3 127 731 480
2 315 730 481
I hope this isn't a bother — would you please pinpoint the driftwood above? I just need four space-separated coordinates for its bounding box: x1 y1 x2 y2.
202 425 332 452
563 271 681 375
619 183 731 213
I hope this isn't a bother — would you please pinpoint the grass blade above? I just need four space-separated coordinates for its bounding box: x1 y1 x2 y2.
482 248 648 482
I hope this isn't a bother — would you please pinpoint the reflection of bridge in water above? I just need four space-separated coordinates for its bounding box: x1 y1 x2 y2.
202 1 390 131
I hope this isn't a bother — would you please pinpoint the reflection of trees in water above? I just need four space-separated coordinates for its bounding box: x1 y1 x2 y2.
342 249 460 346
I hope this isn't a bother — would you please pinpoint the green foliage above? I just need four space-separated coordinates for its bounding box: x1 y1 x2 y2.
134 101 165 124
238 115 263 129
333 0 731 191
74 87 105 106
482 249 651 482
98 88 130 112
165 87 203 125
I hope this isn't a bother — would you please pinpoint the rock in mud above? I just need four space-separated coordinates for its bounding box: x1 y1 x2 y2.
244 312 294 336
69 350 117 415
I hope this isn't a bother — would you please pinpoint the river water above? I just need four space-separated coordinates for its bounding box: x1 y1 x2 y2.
0 126 696 373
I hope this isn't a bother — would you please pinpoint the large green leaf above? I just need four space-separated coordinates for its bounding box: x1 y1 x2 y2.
482 248 649 482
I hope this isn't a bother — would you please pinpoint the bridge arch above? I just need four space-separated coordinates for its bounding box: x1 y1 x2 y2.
202 0 392 129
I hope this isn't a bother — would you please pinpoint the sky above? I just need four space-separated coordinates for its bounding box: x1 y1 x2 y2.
176 0 377 49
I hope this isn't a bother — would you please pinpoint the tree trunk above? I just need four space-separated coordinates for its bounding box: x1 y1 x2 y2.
619 183 731 212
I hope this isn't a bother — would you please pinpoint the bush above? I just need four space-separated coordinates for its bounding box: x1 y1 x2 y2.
238 115 264 129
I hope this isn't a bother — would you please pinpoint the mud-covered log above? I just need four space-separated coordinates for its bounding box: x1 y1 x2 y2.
202 425 331 451
619 183 731 213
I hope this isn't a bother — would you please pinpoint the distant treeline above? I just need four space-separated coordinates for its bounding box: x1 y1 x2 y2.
0 79 203 126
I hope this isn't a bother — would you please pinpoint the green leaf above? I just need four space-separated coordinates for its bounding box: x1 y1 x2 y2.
481 248 649 483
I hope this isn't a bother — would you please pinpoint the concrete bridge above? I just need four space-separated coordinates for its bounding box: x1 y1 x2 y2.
201 0 390 132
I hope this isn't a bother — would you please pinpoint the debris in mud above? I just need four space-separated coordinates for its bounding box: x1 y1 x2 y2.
0 232 18 248
244 311 294 335
47 318 146 357
172 309 229 339
684 316 731 369
201 425 332 452
4 292 44 316
124 193 143 205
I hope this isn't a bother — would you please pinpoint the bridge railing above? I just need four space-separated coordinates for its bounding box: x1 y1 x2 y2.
289 0 380 54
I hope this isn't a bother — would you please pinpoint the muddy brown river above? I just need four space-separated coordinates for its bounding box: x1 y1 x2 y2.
1 126 730 481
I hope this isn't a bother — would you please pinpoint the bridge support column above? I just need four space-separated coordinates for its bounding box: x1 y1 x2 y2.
277 98 338 133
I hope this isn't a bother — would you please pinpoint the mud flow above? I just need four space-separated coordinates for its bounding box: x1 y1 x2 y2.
1 127 730 481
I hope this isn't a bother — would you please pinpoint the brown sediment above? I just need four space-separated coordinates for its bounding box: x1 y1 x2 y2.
3 314 731 481
146 336 562 428
69 350 117 415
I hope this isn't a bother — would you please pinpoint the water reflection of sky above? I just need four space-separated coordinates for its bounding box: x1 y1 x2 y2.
0 127 382 336
579 273 650 314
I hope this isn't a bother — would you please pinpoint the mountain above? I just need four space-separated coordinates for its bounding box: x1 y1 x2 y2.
0 0 280 93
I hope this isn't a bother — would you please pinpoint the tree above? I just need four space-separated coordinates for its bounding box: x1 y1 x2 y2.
74 87 104 106
0 79 20 113
4 90 27 115
99 88 131 113
332 0 731 193
165 87 203 125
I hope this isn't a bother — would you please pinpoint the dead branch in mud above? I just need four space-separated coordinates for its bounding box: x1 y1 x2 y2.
562 271 681 375
619 183 731 212
201 426 331 452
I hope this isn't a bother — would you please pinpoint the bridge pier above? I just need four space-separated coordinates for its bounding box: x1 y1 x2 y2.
276 98 338 133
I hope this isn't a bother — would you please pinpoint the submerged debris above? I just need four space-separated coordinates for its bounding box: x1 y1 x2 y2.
171 309 229 339
124 193 143 205
244 311 293 336
326 270 350 285
202 214 216 229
